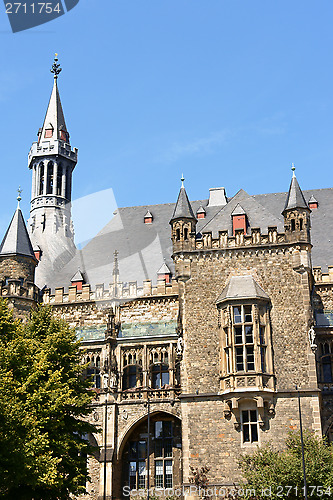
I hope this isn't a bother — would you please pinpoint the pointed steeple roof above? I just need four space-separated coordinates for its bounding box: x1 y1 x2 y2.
39 56 68 143
283 166 308 213
170 177 196 222
0 208 35 259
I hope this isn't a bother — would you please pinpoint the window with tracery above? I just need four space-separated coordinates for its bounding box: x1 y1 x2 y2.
149 348 169 389
123 416 180 492
123 365 143 390
86 355 101 389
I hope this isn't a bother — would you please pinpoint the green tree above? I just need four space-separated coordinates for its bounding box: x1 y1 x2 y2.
0 300 98 500
239 431 333 499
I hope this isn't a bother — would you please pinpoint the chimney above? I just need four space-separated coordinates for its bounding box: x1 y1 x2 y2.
207 187 227 207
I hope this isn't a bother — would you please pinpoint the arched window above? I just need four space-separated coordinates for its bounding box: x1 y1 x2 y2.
57 164 62 196
151 363 169 389
39 162 44 195
47 161 53 194
123 365 143 390
176 228 180 241
291 219 296 231
122 415 181 492
184 227 188 240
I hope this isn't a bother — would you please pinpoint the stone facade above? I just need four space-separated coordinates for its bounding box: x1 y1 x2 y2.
2 63 333 499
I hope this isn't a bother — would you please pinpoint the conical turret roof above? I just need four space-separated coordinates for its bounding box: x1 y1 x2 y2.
170 184 196 222
0 208 35 259
283 171 308 213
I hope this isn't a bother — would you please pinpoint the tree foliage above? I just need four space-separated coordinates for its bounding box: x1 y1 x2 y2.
239 431 333 499
0 300 97 500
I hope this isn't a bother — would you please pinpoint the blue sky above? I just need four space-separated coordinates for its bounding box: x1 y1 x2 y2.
0 0 332 240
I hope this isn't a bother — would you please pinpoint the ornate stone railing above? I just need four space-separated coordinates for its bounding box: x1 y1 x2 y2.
121 387 181 401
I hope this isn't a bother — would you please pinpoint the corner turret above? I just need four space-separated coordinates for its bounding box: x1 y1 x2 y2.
282 164 311 244
170 176 197 254
0 191 38 319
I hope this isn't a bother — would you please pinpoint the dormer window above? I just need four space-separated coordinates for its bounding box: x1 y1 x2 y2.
308 195 318 210
144 210 153 224
196 206 206 219
44 129 53 138
231 204 247 236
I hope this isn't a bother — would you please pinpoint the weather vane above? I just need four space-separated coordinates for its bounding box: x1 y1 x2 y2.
50 53 62 80
291 163 296 177
17 186 22 207
181 174 185 187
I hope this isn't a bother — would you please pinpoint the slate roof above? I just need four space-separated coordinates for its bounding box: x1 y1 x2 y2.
42 186 333 291
216 275 270 304
40 79 68 141
253 187 333 272
231 203 246 216
0 208 35 259
283 175 308 212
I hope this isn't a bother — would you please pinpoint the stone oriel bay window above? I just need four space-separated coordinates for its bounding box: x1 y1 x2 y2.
216 275 274 392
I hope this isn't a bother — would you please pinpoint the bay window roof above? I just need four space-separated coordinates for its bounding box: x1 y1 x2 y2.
216 275 269 304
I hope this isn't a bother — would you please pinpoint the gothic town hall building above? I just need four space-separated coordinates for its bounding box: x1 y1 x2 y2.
1 60 333 499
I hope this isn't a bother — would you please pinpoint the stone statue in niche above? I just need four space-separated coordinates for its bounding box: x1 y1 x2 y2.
176 336 183 356
308 325 317 352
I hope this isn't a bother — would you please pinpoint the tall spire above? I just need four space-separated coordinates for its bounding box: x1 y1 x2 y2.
39 54 69 144
170 177 196 222
283 164 308 213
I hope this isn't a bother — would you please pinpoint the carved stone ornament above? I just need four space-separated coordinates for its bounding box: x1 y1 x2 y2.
308 326 317 352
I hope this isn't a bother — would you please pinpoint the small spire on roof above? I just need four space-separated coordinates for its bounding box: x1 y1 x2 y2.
113 249 119 278
181 174 185 188
283 165 308 213
170 178 196 222
50 53 62 80
17 186 22 208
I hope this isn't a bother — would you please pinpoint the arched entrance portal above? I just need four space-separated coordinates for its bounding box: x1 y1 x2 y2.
115 412 182 498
